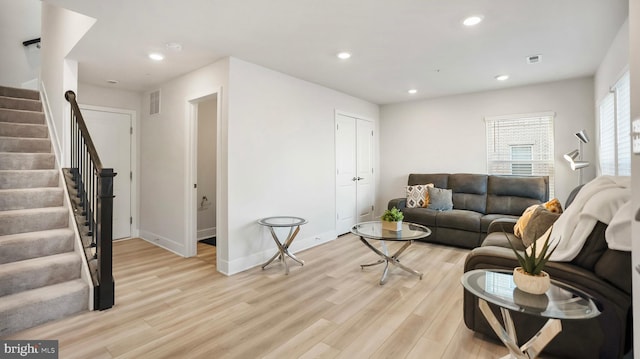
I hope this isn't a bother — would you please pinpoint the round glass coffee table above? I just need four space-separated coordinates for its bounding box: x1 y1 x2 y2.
351 221 431 285
258 216 307 275
462 269 600 359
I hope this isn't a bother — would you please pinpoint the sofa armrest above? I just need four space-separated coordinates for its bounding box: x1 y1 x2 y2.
487 218 518 234
388 197 407 210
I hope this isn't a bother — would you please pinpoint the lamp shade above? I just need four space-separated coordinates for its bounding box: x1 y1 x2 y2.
570 161 590 170
575 130 590 143
563 149 579 162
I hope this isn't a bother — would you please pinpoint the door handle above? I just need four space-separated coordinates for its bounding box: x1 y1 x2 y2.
357 177 364 180
352 177 358 181
352 177 365 181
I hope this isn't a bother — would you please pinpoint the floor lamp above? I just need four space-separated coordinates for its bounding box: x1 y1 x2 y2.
563 130 590 184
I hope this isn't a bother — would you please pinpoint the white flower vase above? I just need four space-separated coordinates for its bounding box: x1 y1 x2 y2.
513 267 550 295
382 220 402 231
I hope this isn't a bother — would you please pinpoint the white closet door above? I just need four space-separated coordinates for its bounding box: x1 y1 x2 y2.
82 108 132 239
335 113 374 235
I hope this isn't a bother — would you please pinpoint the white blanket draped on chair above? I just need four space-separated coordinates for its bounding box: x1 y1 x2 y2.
542 176 631 262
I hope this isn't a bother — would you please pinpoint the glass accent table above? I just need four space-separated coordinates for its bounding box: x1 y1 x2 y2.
351 221 431 285
461 269 600 359
258 216 308 275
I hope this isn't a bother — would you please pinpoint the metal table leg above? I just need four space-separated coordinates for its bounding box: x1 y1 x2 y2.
478 299 562 358
261 225 304 274
359 236 422 285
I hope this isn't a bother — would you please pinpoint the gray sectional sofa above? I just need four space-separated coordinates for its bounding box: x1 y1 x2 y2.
387 173 549 248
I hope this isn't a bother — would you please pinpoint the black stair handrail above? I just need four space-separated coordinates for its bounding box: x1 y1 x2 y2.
64 90 115 310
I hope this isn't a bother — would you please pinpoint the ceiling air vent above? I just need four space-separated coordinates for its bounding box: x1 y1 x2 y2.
526 55 542 64
149 90 161 115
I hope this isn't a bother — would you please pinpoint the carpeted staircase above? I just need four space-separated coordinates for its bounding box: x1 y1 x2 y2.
0 85 88 337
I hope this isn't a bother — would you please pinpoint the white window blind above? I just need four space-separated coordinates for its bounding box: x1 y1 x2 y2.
599 72 630 176
486 113 555 197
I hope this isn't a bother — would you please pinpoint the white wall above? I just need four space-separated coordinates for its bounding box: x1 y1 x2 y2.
0 0 41 88
379 77 595 210
224 57 379 274
197 97 217 238
40 2 95 166
595 19 629 104
77 83 143 113
138 59 229 258
629 1 640 356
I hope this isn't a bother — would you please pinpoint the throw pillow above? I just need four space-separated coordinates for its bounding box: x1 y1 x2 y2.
405 183 434 208
427 187 453 211
544 198 563 213
522 206 561 247
514 204 540 239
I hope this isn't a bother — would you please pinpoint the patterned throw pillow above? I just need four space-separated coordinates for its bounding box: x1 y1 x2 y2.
406 184 434 208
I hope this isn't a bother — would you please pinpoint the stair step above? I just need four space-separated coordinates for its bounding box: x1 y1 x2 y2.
0 152 55 170
0 108 45 125
0 86 39 101
0 279 88 337
0 187 64 210
0 170 59 189
0 207 68 236
0 122 48 138
0 96 42 112
0 252 81 296
0 137 51 153
0 228 74 264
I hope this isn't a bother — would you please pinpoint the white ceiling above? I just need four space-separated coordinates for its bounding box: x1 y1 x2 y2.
45 0 628 105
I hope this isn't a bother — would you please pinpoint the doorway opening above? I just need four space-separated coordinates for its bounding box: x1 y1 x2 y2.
186 90 221 260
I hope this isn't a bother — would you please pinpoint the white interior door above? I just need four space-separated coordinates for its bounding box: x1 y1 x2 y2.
335 113 374 235
82 107 132 239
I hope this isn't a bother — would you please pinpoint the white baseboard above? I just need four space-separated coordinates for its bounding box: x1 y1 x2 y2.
224 230 337 275
139 230 186 257
197 227 216 240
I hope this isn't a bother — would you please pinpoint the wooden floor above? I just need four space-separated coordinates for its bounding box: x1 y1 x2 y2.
6 235 510 358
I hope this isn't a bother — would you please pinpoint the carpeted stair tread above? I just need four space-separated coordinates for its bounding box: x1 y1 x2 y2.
0 252 81 297
0 108 45 125
0 86 40 100
0 187 64 210
0 207 68 236
0 170 59 189
0 122 48 138
0 96 42 112
0 137 51 153
0 228 74 264
0 152 55 170
0 279 88 337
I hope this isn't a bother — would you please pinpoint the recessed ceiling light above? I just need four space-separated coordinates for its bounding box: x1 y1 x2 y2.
463 15 484 26
149 53 164 61
408 89 418 94
495 74 509 81
337 52 352 60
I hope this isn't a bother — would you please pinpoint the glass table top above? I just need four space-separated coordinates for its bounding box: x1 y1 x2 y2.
461 269 600 320
351 221 431 241
258 216 308 227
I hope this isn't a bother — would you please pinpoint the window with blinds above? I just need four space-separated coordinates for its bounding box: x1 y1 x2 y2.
598 72 630 176
486 113 555 196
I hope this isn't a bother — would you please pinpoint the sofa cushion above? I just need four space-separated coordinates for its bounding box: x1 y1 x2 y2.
486 175 548 215
449 174 488 213
405 184 433 208
436 209 481 232
427 187 453 211
522 206 561 247
481 231 525 251
408 173 448 188
402 207 437 226
481 214 519 233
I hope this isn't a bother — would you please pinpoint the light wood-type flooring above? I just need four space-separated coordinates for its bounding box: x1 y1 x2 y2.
6 235 518 358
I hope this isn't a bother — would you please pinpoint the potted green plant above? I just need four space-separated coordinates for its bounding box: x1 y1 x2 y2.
381 207 404 231
505 227 558 295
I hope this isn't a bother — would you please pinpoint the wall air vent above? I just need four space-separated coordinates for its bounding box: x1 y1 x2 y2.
149 90 161 115
526 54 542 64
